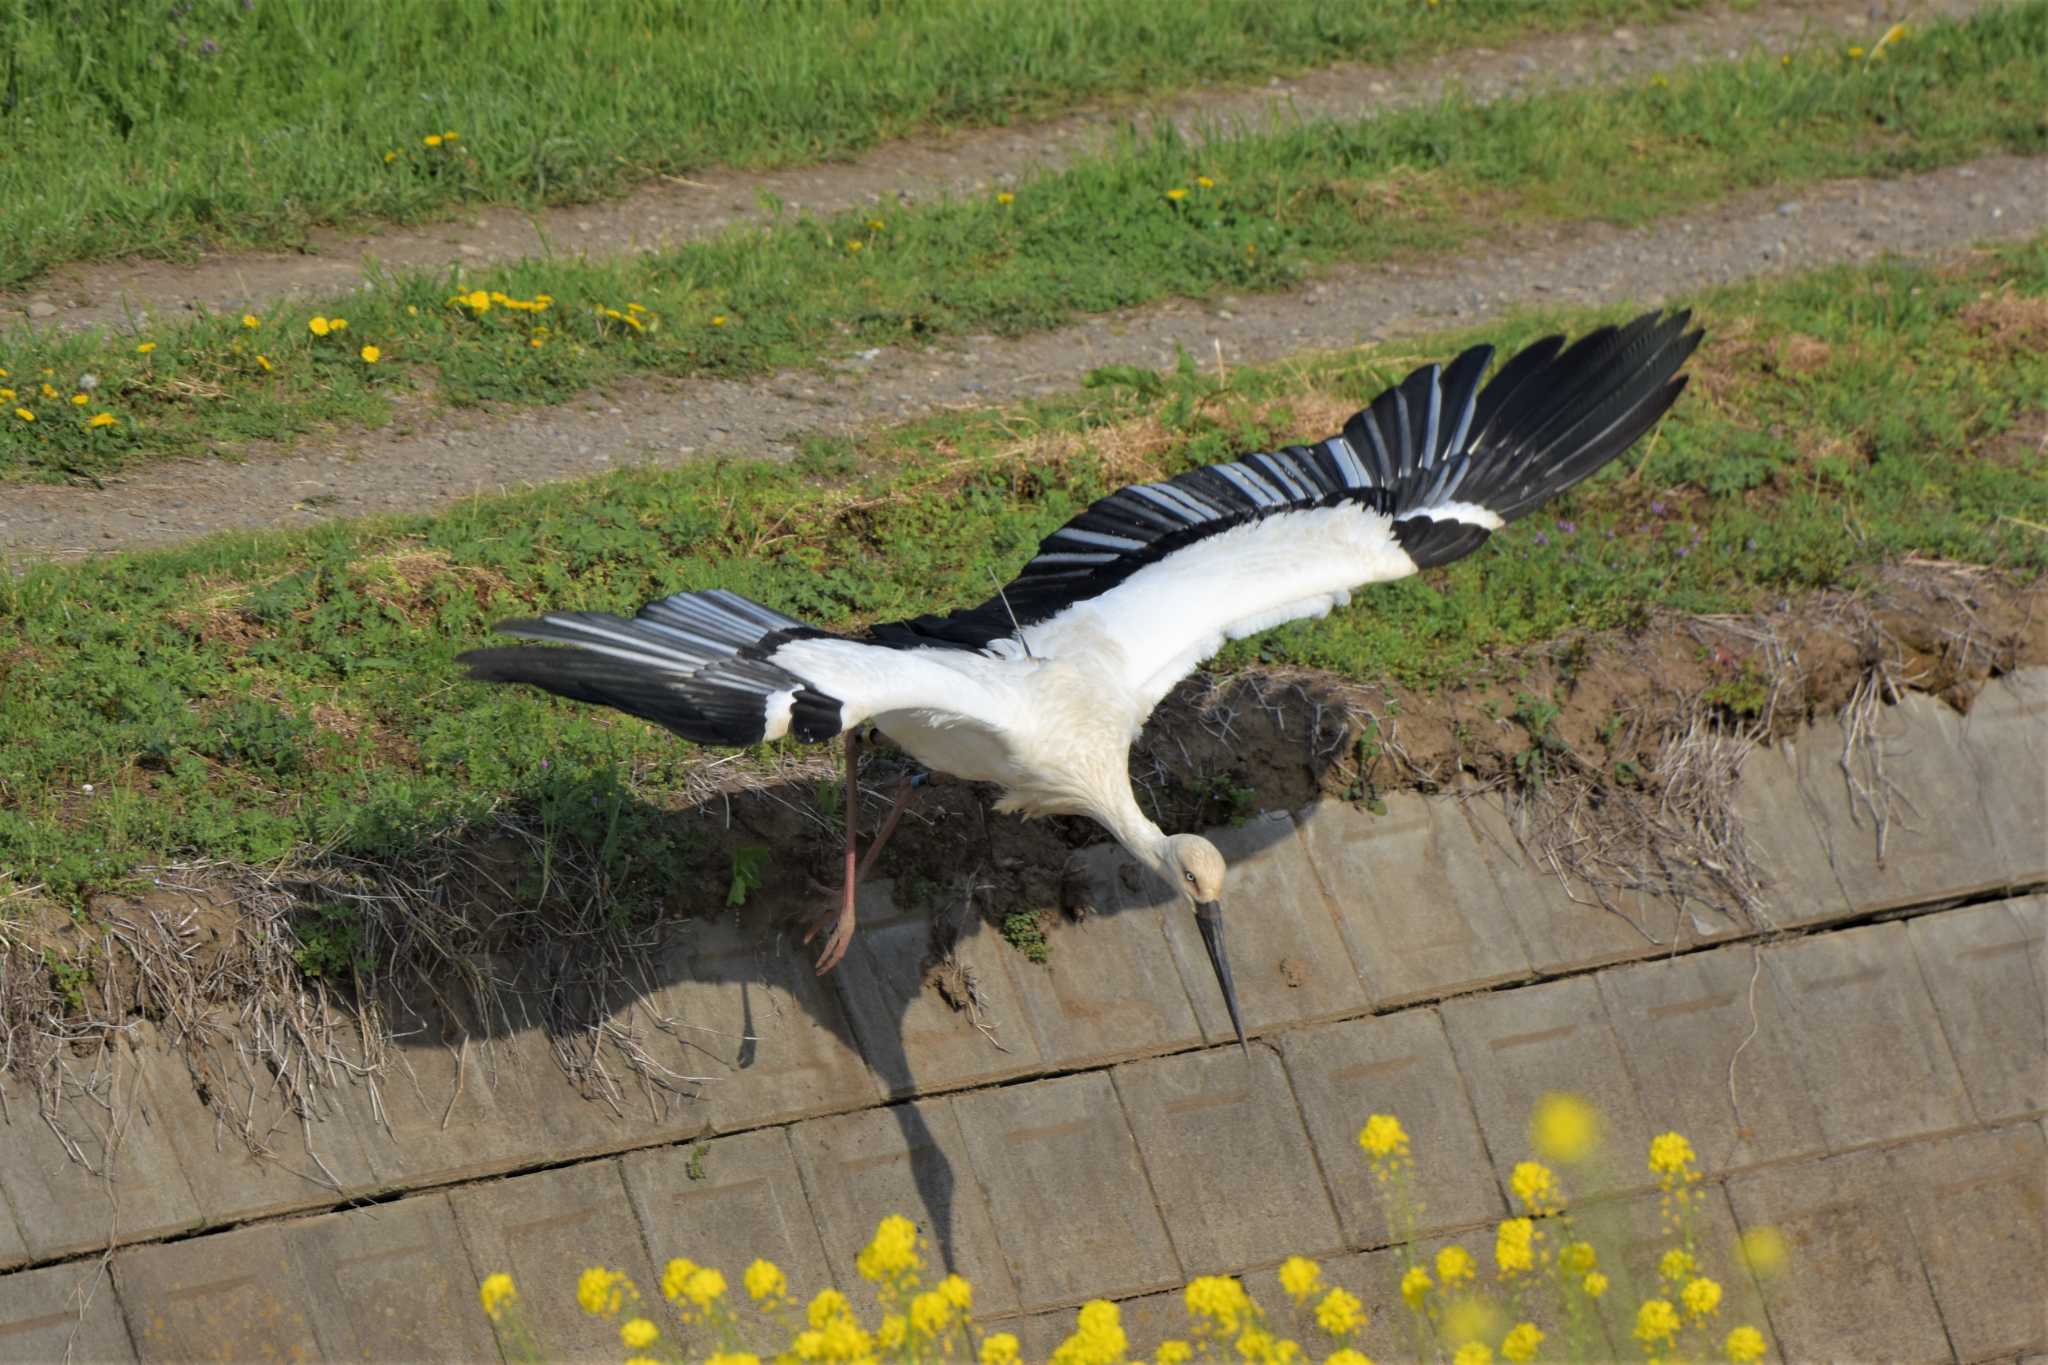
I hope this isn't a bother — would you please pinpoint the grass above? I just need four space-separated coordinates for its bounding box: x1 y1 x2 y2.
2 3 2043 484
0 0 1701 287
2 243 2044 912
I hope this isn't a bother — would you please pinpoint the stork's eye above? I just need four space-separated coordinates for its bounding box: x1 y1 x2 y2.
1183 870 1197 884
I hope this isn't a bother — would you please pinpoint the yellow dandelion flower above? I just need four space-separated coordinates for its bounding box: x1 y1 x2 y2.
0 367 8 377
1530 1093 1601 1163
464 289 492 312
1510 1161 1559 1212
39 383 57 399
70 392 87 405
384 150 399 163
1165 187 1188 201
995 191 1015 205
136 341 156 353
1583 1271 1609 1298
12 408 32 422
242 313 260 329
620 1317 658 1349
1358 1114 1408 1158
1739 1226 1788 1277
1453 1344 1492 1365
1501 1322 1544 1362
1648 1132 1696 1176
981 1332 1022 1365
1725 1325 1768 1363
406 304 419 315
308 316 331 336
478 1273 516 1319
1495 1219 1535 1276
744 1258 787 1302
424 133 443 147
528 337 543 348
936 1273 972 1312
1871 22 1908 56
710 314 728 326
359 344 381 364
1659 1248 1696 1282
846 239 864 252
329 317 347 331
443 129 459 140
867 218 885 231
1315 1287 1365 1337
1683 1276 1724 1319
256 354 272 371
1278 1255 1322 1304
1560 1241 1598 1276
1400 1265 1432 1308
0 388 11 399
1436 1245 1476 1286
87 412 117 428
1847 45 1865 58
1635 1299 1681 1347
1197 175 1215 188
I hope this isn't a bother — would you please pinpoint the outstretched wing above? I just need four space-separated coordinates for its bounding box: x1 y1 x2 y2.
875 310 1701 716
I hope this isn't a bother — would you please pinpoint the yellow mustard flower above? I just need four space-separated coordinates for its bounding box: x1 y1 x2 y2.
256 354 272 371
477 1273 516 1320
1502 1323 1544 1362
1358 1114 1408 1159
87 412 117 429
980 1333 1022 1365
242 313 260 329
1583 1271 1610 1298
877 1314 909 1350
909 1290 951 1337
1739 1225 1788 1277
1530 1092 1600 1163
1649 1132 1696 1176
856 1214 922 1283
1051 1300 1127 1365
1164 187 1188 201
1509 1161 1559 1212
807 1287 852 1327
308 316 331 337
744 1257 787 1303
136 341 156 353
1659 1248 1696 1281
704 1355 759 1365
1278 1255 1322 1304
70 392 87 405
1495 1219 1535 1275
1635 1299 1681 1348
1315 1287 1365 1336
1453 1344 1492 1365
625 1358 660 1365
682 1267 726 1311
936 1273 972 1312
1560 1241 1597 1275
661 1258 698 1304
12 408 32 422
995 191 1015 205
1400 1265 1432 1308
1325 1352 1372 1365
1184 1275 1253 1331
1683 1276 1724 1318
359 344 381 364
1196 175 1215 188
1725 1325 1768 1362
1436 1246 1476 1286
1154 1343 1193 1365
424 133 443 147
576 1266 635 1316
619 1317 658 1349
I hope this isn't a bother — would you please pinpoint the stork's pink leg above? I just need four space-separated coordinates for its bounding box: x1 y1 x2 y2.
807 735 921 975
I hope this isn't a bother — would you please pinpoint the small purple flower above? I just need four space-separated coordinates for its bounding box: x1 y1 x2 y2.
1676 545 1691 559
1532 531 1550 547
201 36 218 54
1606 529 1618 541
1556 520 1576 535
540 758 549 771
1650 499 1667 516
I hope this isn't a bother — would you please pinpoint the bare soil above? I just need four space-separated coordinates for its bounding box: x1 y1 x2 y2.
0 0 1978 336
6 154 2045 563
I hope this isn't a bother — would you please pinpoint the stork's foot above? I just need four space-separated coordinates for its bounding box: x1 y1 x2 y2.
805 892 859 975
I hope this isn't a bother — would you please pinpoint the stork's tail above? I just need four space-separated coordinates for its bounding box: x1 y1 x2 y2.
458 588 845 746
1373 309 1703 569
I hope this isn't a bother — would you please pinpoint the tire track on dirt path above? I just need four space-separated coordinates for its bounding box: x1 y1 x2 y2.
1 0 1981 335
4 154 2043 565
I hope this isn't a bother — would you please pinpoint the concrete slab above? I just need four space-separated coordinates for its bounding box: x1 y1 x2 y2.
1956 667 2048 884
1764 921 1973 1151
788 1096 1021 1315
1907 898 2048 1123
1730 737 1849 927
648 910 882 1132
1161 811 1369 1043
1440 975 1656 1199
1574 1183 1776 1360
0 1175 26 1273
0 1056 202 1260
135 1025 376 1226
1112 1045 1343 1274
1463 792 1678 974
114 1224 319 1362
448 1158 664 1362
953 1071 1181 1311
1788 697 2010 918
1277 1009 1505 1247
1297 797 1532 1008
829 881 1044 1098
0 1259 136 1363
1596 944 1828 1175
287 1190 501 1363
1016 843 1203 1069
1888 1124 2047 1361
618 1128 832 1338
1727 1149 1949 1364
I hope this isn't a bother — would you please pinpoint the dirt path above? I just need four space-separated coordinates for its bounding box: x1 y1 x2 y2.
0 0 1978 334
4 154 2041 564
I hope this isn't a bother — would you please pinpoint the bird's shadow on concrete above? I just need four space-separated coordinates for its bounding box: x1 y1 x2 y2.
362 672 1350 1278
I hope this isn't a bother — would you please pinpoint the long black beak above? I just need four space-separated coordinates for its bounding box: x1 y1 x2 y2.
1194 901 1246 1052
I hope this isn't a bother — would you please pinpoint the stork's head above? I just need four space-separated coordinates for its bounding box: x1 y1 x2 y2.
1163 833 1244 1051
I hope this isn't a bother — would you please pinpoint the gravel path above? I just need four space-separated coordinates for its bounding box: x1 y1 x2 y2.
0 0 1979 334
3 154 2041 565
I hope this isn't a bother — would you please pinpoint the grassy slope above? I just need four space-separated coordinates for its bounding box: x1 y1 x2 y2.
0 0 1696 285
1 3 2042 484
2 244 2043 909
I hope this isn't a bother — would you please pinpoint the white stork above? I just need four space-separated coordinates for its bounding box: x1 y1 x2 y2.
461 310 1701 1047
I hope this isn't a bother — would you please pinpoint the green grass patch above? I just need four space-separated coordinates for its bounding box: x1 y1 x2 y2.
0 0 1699 286
2 244 2044 909
2 3 2042 484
